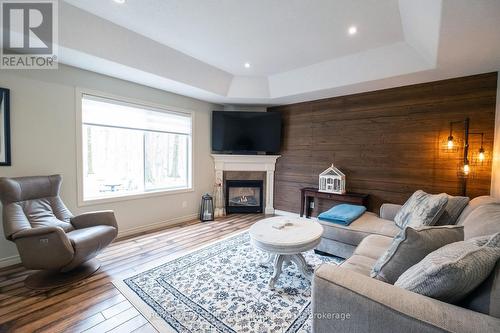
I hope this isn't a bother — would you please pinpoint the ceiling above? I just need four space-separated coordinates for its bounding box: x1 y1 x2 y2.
58 0 500 105
63 0 404 76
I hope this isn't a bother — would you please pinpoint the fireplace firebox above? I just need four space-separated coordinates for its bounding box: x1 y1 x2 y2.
225 180 263 214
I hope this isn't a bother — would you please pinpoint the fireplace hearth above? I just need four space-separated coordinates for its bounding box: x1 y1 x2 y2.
225 180 263 214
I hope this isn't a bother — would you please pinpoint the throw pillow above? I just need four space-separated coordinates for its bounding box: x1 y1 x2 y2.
458 260 500 318
435 195 470 226
394 232 500 303
459 260 500 318
371 225 464 284
394 190 448 229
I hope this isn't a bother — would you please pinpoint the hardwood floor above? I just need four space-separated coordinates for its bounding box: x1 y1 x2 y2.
0 214 265 333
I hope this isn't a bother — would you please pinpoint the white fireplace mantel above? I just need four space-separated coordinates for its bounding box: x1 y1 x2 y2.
211 154 281 215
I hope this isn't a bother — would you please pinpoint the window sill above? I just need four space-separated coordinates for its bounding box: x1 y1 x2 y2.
78 187 195 207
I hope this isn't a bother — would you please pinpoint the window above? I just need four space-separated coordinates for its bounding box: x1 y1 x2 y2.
80 94 192 201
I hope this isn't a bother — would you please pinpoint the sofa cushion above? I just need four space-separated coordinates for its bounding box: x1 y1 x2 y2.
395 233 500 303
394 190 448 229
460 260 500 318
340 234 393 276
457 196 499 225
316 238 357 259
462 203 500 240
341 254 378 277
435 195 470 226
318 212 400 247
371 226 464 284
353 234 394 260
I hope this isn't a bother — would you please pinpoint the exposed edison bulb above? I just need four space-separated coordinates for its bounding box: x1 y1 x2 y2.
463 163 470 175
447 136 454 149
479 148 485 162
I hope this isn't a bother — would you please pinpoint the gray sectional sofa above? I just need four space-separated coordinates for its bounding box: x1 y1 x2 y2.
315 203 402 258
312 196 500 333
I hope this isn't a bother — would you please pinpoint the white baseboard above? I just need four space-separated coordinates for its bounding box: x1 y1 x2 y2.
117 213 199 238
0 213 199 269
0 254 21 269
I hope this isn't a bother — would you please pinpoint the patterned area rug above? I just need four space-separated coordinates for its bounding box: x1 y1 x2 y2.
113 231 342 333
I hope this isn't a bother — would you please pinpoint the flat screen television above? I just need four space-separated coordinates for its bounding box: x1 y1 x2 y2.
212 111 282 154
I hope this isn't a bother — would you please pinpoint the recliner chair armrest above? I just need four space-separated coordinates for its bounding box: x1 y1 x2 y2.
71 210 118 230
379 203 403 221
11 226 67 240
312 264 500 333
12 227 75 270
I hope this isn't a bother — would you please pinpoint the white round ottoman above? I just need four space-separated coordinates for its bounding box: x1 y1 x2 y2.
249 216 324 289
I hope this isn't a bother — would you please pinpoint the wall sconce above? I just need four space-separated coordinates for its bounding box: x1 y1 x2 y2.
446 118 488 195
463 160 470 176
471 133 486 162
479 147 485 162
447 119 470 181
466 131 487 165
447 123 454 149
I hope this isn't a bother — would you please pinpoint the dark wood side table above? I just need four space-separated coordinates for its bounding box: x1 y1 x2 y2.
300 187 369 218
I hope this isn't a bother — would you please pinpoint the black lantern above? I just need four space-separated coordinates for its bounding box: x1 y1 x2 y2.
200 193 214 222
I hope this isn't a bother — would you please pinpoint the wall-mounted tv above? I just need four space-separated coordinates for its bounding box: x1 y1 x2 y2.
212 111 282 154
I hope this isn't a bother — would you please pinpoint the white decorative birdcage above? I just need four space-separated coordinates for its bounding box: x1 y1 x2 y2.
319 164 346 194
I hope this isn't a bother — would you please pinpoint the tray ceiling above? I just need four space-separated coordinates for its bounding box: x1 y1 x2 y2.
58 0 500 105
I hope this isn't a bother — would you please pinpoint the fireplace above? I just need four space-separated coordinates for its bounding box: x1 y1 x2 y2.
212 154 280 215
225 180 263 214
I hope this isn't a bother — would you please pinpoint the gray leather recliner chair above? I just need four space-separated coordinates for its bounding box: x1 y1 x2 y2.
0 175 118 289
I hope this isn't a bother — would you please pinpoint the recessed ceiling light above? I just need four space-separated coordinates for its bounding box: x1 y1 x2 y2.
244 62 251 69
113 0 125 4
348 26 357 35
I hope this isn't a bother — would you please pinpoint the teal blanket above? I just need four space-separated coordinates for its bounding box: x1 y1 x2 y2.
318 204 366 226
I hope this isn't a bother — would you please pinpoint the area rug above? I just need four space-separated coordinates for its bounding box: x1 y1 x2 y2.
113 231 342 333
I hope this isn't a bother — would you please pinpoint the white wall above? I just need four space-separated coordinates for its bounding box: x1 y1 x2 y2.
0 65 219 266
492 72 500 199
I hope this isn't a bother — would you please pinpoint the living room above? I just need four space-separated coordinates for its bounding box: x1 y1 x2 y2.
0 1 499 332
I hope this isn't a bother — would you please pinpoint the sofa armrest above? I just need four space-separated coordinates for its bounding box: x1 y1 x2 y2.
12 227 74 270
380 203 402 221
71 210 118 230
312 264 500 333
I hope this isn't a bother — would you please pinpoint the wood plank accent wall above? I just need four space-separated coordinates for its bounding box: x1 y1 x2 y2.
269 73 498 215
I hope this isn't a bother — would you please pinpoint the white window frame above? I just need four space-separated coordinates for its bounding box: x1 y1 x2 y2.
75 88 195 207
